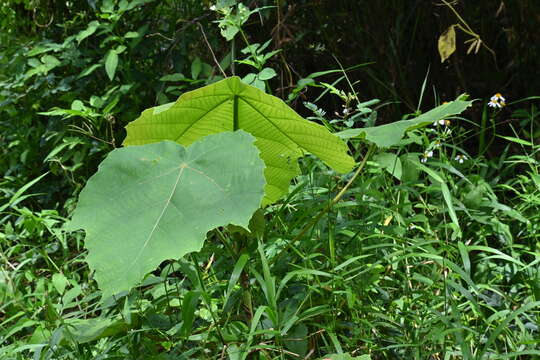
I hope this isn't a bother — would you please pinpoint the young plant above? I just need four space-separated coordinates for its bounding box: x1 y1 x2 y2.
67 76 354 300
210 1 279 91
67 76 473 306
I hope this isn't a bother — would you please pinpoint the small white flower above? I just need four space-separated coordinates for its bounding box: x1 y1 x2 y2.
209 4 216 10
454 154 467 163
433 119 451 126
420 150 434 163
433 140 442 148
488 93 506 108
490 93 505 102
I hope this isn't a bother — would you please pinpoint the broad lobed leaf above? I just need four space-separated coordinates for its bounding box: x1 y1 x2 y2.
123 76 355 205
67 131 266 299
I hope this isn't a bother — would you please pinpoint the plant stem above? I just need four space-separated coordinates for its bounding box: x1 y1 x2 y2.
233 95 239 131
190 254 226 344
231 37 236 76
270 144 376 265
197 22 227 78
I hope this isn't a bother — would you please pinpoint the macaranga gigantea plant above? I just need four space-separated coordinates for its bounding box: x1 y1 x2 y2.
66 76 355 299
67 76 472 300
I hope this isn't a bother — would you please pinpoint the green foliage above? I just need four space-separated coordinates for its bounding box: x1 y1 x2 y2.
337 96 473 147
124 76 355 205
322 355 371 360
68 131 266 299
0 0 212 206
1 1 540 359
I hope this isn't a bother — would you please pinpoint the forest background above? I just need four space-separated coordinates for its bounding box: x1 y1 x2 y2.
1 0 540 359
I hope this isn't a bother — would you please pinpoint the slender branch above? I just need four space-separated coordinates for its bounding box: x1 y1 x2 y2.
197 22 227 78
441 0 498 65
441 0 474 34
190 254 226 344
293 144 375 241
270 144 376 265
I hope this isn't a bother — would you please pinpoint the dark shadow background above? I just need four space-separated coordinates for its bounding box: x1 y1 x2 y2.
263 1 539 115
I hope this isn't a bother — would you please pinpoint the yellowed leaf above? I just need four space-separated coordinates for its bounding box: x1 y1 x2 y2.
438 25 456 62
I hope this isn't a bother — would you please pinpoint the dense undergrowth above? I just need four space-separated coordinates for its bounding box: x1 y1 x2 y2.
1 1 539 359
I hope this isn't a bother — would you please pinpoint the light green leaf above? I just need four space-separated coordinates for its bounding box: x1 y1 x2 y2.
26 44 56 57
76 21 100 44
101 0 114 13
77 64 102 79
251 78 266 92
27 58 41 68
115 45 127 54
124 76 355 205
124 31 140 38
373 152 402 180
337 97 473 147
497 135 533 146
258 67 277 81
241 72 257 86
52 273 68 294
71 100 85 111
220 25 239 41
41 54 60 68
67 131 266 299
179 290 201 338
105 50 118 81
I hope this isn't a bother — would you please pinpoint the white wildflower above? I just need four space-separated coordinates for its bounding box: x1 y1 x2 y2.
420 150 434 163
488 93 506 108
433 119 451 126
454 154 467 163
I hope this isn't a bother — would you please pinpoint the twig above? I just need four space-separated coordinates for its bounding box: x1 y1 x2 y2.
270 144 376 265
293 144 375 241
197 22 227 78
163 13 212 63
33 9 54 28
146 32 174 41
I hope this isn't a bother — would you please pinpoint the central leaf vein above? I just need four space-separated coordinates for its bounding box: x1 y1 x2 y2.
173 97 231 142
127 164 186 272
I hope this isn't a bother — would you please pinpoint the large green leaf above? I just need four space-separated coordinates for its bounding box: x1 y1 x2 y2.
67 131 266 299
123 76 355 205
337 96 473 147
